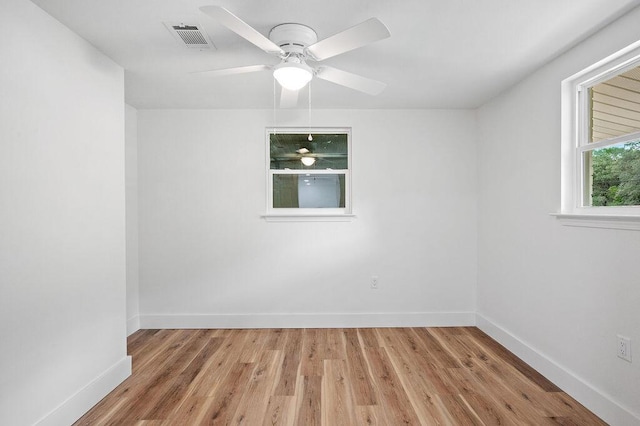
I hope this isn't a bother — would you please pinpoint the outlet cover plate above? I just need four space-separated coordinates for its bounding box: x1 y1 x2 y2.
371 275 379 289
617 335 632 362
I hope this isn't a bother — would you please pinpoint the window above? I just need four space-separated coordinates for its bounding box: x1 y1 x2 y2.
580 66 640 207
559 40 640 229
264 128 352 220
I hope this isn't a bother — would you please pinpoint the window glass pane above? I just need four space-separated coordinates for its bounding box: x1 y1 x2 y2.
589 65 640 143
270 133 348 170
273 174 345 208
584 140 640 206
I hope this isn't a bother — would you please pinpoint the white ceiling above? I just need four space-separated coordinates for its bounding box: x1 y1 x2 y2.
31 0 640 109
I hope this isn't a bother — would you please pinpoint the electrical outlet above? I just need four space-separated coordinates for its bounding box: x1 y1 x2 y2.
371 275 379 289
617 335 632 362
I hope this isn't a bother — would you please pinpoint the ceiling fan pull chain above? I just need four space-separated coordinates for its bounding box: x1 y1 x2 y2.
273 77 277 135
308 81 313 141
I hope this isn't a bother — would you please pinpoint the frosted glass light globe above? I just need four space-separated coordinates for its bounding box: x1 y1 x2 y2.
273 62 313 91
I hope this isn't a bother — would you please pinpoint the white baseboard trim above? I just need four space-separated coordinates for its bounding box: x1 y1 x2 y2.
35 356 132 426
476 313 640 426
139 311 476 329
127 315 140 336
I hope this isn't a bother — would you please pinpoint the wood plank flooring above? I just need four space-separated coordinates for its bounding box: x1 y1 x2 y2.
74 327 606 425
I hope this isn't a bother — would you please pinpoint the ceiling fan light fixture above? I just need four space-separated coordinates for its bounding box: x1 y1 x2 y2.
273 62 313 91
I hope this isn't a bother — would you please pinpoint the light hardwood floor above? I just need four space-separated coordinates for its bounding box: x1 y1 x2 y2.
74 327 606 425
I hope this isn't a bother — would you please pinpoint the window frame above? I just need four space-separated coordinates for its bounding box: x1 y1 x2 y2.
558 39 640 229
263 127 354 221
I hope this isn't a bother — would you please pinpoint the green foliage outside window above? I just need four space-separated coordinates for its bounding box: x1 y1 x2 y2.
591 141 640 206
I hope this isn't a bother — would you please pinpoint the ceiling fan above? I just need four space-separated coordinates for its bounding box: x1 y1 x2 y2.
198 6 391 107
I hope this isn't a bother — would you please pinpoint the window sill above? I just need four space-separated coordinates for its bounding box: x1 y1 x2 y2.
551 213 640 231
262 214 356 222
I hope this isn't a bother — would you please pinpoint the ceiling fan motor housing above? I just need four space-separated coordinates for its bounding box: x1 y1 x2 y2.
269 23 318 55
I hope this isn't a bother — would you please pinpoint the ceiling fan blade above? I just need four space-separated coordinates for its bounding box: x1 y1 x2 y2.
316 66 386 95
306 18 390 61
192 64 270 77
200 6 284 55
280 87 299 109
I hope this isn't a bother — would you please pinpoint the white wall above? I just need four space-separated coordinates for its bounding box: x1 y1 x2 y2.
477 6 640 425
126 104 140 335
0 0 130 424
137 109 477 328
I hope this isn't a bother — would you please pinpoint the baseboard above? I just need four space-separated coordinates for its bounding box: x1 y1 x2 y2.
127 315 140 336
139 311 476 329
476 313 640 426
34 356 132 426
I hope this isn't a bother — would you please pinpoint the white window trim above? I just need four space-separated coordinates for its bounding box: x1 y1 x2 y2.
261 127 355 221
557 39 640 230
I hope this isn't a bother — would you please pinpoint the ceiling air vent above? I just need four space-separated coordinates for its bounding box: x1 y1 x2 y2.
164 22 216 49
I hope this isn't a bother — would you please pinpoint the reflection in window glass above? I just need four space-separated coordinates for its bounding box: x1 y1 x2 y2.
584 140 640 206
273 174 346 208
270 133 348 170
